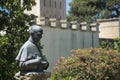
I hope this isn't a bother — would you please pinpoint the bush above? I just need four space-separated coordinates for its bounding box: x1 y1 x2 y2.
99 40 114 50
99 38 120 52
114 38 120 52
51 48 120 80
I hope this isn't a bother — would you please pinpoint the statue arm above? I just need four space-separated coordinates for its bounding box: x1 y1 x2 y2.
26 54 42 61
16 47 27 62
27 55 36 60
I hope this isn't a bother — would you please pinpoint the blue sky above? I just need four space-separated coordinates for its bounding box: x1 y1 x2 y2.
0 7 9 13
66 0 72 15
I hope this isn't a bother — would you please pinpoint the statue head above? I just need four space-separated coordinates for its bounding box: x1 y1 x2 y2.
29 25 43 42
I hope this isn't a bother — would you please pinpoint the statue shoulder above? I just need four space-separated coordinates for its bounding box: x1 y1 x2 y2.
22 40 35 49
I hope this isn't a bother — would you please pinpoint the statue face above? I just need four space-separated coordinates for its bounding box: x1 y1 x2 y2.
32 29 43 42
30 25 43 42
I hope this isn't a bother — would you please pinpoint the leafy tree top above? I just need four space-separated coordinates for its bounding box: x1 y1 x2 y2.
68 0 120 23
0 0 38 79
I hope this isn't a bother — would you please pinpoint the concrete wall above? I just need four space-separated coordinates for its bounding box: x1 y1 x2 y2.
24 0 66 20
98 18 119 39
39 18 99 71
40 0 66 19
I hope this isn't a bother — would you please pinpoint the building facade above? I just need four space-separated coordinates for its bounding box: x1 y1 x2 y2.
25 0 66 20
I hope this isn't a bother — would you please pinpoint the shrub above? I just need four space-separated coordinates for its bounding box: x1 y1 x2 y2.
51 48 120 80
99 37 120 52
99 40 114 50
114 38 120 52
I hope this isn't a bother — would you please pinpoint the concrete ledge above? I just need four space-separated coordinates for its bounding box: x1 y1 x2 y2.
97 18 119 22
35 17 99 32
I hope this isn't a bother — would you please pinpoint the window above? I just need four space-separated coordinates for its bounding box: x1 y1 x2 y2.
44 13 46 17
55 15 56 18
55 1 56 8
60 16 61 19
60 1 62 8
49 0 51 7
44 0 46 7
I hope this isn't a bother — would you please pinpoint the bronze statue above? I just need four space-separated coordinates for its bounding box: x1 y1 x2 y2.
15 25 49 75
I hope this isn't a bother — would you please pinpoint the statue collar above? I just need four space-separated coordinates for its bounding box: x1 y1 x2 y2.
28 37 38 45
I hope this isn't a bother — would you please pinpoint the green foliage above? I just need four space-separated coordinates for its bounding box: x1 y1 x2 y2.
114 38 120 52
99 38 120 52
0 36 18 80
51 48 120 80
68 0 99 23
0 0 36 80
67 0 120 22
99 40 114 50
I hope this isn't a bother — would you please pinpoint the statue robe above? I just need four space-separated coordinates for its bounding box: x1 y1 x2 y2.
15 39 42 62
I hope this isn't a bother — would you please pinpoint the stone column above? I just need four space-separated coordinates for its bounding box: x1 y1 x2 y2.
90 23 98 32
80 22 87 31
60 20 67 28
14 72 51 80
70 21 78 30
49 18 57 27
39 17 46 26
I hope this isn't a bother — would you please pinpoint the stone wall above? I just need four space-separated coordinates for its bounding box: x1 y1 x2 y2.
38 17 99 71
98 18 119 39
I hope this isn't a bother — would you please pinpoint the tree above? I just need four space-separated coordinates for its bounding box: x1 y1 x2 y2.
0 0 36 80
67 0 120 23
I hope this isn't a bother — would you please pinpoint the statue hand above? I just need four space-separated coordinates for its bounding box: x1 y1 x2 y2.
41 61 47 64
36 56 42 61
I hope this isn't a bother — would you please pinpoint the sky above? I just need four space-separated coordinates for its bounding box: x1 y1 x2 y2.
66 0 72 15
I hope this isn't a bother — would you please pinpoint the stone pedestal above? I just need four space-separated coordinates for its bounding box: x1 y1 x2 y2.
14 72 51 80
